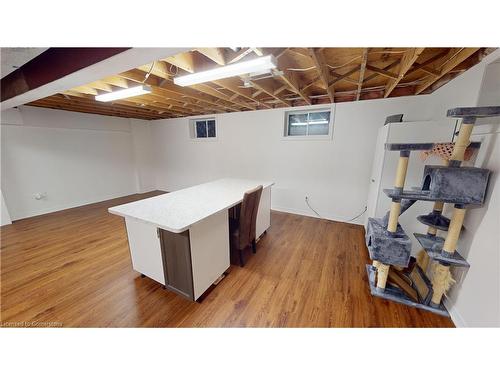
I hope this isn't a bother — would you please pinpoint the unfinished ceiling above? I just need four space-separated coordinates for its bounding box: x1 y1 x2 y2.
25 47 495 120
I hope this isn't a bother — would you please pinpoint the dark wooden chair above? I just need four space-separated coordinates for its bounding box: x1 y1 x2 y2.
229 185 263 267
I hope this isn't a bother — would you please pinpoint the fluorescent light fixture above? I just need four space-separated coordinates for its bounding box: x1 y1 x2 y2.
174 55 277 86
95 85 151 102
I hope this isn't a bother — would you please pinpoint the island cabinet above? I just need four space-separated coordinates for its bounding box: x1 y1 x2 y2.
159 229 194 300
110 179 274 302
159 209 230 301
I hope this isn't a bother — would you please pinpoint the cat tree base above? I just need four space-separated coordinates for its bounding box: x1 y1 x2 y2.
366 265 449 317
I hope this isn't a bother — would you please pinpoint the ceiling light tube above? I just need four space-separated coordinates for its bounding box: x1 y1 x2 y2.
173 55 277 86
95 85 152 102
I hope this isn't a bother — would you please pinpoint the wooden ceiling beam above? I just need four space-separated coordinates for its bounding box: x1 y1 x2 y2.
91 78 205 114
25 48 488 119
252 89 264 98
249 79 290 107
100 75 205 112
406 49 449 75
190 83 256 110
356 48 369 101
196 48 226 65
384 48 425 98
287 48 312 59
28 101 156 120
225 48 253 64
71 85 99 96
329 65 362 87
365 64 399 79
100 76 130 89
363 60 400 84
415 48 479 94
212 79 273 109
278 66 311 105
121 97 198 116
136 61 171 80
54 92 172 117
133 62 255 111
412 64 440 76
251 48 264 56
331 71 358 85
159 56 258 111
86 81 113 92
272 48 289 59
118 70 233 112
308 48 335 103
148 87 225 113
163 52 196 73
274 84 288 96
70 80 204 117
36 96 163 119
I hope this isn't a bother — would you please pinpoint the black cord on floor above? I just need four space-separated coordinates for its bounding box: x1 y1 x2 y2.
305 196 367 223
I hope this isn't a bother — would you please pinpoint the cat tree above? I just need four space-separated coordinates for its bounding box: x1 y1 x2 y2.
365 106 500 316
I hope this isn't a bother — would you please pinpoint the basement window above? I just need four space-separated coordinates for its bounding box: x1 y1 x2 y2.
284 109 333 139
190 118 217 139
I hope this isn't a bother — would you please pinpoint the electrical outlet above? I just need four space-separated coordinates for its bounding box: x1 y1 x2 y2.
34 192 47 200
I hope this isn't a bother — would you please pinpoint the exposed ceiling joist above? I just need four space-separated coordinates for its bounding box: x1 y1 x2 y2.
356 48 369 101
329 65 362 87
196 48 226 65
308 48 335 103
212 79 272 109
415 48 480 94
249 79 290 107
384 48 425 98
225 48 254 64
16 47 493 120
365 64 399 79
406 49 449 76
277 63 311 105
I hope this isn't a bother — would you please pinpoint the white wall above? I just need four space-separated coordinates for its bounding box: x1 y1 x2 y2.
1 189 12 225
150 95 432 225
0 106 139 220
130 119 156 193
437 55 500 327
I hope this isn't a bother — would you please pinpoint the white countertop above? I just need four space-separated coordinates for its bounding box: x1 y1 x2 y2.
108 178 274 233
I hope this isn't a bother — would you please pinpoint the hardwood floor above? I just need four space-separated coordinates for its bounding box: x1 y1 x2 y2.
0 192 454 327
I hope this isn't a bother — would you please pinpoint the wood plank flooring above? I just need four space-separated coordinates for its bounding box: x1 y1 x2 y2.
0 192 454 327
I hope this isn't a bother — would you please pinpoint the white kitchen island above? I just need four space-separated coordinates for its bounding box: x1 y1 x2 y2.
109 178 274 301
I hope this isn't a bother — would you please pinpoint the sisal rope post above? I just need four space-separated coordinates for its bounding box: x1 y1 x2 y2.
431 263 451 305
376 151 411 290
450 123 474 162
393 155 409 189
442 208 466 254
387 201 401 233
430 120 474 306
376 263 390 289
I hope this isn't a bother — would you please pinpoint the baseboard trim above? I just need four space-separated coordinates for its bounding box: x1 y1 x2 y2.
10 190 138 221
443 297 467 328
272 205 364 226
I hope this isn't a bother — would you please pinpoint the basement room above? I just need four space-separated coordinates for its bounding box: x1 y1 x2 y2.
1 2 499 374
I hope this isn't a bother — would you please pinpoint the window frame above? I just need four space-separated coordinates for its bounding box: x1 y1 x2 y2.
283 107 334 141
189 117 218 141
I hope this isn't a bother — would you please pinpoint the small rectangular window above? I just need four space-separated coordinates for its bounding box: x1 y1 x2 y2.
190 118 217 139
285 109 332 138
